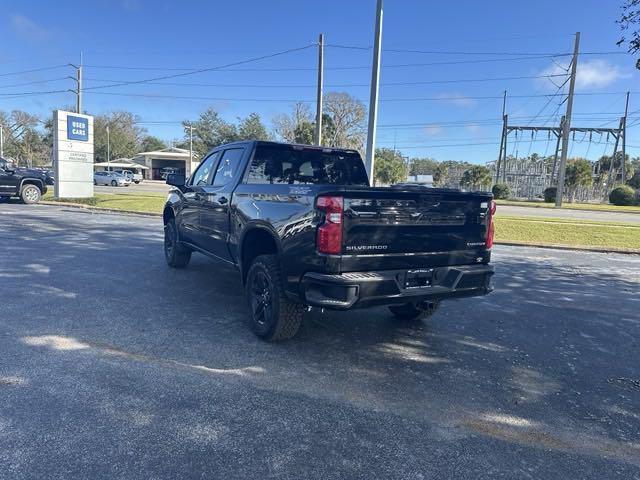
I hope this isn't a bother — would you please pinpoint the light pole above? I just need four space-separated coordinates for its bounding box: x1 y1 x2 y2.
364 0 383 186
107 124 110 170
315 33 324 146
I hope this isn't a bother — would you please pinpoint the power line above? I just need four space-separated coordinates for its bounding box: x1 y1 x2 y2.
81 44 316 92
83 73 568 89
82 54 570 74
86 91 314 103
0 64 68 78
0 77 69 89
526 76 570 126
327 43 571 56
326 43 631 57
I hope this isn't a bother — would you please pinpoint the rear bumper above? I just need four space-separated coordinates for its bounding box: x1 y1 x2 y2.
301 264 494 309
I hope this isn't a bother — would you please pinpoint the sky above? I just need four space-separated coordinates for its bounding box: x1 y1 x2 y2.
1 0 639 163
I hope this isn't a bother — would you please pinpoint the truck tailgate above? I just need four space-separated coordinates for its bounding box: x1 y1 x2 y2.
337 188 492 272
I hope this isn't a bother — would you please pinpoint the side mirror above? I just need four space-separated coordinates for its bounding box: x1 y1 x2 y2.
166 173 185 187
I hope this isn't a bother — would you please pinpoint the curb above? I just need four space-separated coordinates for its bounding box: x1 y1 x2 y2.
40 201 162 218
497 203 640 215
495 241 640 255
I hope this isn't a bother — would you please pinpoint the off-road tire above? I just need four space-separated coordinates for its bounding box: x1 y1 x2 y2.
246 254 304 341
164 218 191 268
388 301 440 321
20 184 42 204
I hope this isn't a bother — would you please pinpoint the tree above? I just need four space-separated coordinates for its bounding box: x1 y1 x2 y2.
94 111 145 162
597 152 634 182
0 110 49 167
272 102 314 144
617 0 640 69
564 158 593 202
184 107 238 158
460 166 492 190
323 92 366 151
409 157 440 176
237 113 270 141
627 156 640 188
140 135 166 152
373 148 407 185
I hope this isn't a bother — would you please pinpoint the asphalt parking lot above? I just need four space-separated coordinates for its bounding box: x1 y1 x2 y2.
1 204 639 479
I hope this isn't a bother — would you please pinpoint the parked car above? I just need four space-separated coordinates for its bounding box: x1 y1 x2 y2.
163 141 495 341
160 167 180 180
0 157 48 204
94 171 130 187
113 169 143 184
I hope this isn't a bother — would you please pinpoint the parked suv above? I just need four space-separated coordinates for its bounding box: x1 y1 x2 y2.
0 157 49 204
163 141 495 341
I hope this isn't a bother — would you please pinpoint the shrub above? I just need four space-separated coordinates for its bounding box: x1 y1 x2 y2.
543 187 557 203
491 183 511 199
609 185 637 206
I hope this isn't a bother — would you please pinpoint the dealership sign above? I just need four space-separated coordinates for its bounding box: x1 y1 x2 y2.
67 115 89 141
53 110 94 198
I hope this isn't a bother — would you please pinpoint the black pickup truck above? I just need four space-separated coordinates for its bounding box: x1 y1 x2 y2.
163 141 495 340
0 157 50 204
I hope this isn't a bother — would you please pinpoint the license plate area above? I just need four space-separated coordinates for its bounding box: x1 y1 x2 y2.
400 269 434 289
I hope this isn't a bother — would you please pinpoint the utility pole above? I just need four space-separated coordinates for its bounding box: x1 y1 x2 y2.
69 53 83 114
0 124 3 158
77 52 83 114
622 91 629 183
606 118 624 198
314 33 324 146
496 90 507 183
555 31 580 208
364 0 383 185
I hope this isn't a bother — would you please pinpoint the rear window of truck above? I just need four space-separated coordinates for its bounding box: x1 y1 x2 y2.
246 144 369 186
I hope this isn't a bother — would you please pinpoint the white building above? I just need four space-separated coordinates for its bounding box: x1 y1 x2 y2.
131 147 199 180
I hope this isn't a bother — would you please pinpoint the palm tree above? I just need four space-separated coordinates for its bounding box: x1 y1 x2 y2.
460 166 492 190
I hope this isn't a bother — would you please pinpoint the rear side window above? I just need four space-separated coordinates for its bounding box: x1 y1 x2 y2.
190 152 219 186
212 148 244 187
247 144 369 186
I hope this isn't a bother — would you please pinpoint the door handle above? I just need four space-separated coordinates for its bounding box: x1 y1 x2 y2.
218 196 228 205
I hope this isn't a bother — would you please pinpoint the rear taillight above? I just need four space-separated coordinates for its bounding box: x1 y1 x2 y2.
486 200 496 249
316 195 343 254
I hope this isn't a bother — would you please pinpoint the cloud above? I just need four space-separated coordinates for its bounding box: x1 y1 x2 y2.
539 59 630 90
10 14 49 41
423 125 444 136
436 93 477 108
466 124 482 135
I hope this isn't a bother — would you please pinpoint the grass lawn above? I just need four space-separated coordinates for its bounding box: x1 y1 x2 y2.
41 193 640 251
495 215 640 251
496 199 640 214
43 192 165 214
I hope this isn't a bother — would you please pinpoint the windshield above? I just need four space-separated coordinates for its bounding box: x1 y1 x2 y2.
247 144 369 186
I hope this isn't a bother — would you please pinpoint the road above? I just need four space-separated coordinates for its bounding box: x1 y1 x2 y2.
497 205 640 224
1 204 639 479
